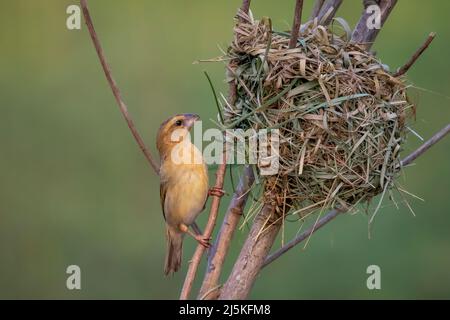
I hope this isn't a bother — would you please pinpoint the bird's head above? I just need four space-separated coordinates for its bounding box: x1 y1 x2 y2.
156 113 200 155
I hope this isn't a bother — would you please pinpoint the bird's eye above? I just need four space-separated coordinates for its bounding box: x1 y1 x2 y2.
175 120 183 126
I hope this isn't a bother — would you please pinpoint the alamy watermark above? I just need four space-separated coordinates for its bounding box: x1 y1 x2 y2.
66 265 81 290
66 5 81 30
169 122 280 175
366 4 382 30
67 3 383 31
366 265 381 290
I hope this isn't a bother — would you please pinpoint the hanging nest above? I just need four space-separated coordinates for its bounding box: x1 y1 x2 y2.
223 12 415 217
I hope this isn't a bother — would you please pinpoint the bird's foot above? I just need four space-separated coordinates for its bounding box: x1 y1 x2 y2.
180 224 212 248
208 187 226 197
194 234 211 248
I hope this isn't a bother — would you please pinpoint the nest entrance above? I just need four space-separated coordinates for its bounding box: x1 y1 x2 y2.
224 13 414 217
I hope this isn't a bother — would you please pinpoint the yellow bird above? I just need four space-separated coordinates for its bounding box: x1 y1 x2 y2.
157 114 223 275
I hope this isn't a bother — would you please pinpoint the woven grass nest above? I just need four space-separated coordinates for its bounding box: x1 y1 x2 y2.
223 12 415 218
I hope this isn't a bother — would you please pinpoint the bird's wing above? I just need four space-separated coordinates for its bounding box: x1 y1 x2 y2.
160 183 168 221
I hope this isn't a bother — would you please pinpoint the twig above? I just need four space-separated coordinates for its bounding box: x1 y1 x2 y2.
179 155 228 300
180 47 240 300
195 31 247 299
289 0 304 49
351 0 398 49
198 166 255 300
80 0 159 175
260 124 450 269
310 0 325 19
262 209 341 267
219 204 279 300
316 0 343 26
394 33 436 77
401 124 450 167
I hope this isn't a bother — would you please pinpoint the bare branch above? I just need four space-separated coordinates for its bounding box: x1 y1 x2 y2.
394 32 436 77
310 0 325 19
80 0 159 174
219 204 279 300
262 209 341 268
260 124 450 269
401 124 450 166
199 166 255 300
351 0 398 49
179 157 228 300
316 0 343 26
180 42 242 299
289 0 304 49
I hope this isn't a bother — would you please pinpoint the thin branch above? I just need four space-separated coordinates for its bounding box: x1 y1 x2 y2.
401 124 450 166
394 32 436 77
310 0 325 20
260 124 450 269
80 0 159 174
198 166 255 300
179 156 228 300
289 0 304 49
180 52 239 300
195 40 245 299
262 209 341 268
351 0 398 49
316 0 343 26
219 204 279 300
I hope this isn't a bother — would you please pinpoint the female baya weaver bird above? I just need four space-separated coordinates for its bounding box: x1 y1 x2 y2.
157 114 224 275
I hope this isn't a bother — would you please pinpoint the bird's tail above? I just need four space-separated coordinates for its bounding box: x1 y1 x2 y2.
164 227 183 276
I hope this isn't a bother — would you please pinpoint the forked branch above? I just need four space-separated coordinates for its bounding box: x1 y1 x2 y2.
193 0 255 300
219 204 279 300
199 166 255 299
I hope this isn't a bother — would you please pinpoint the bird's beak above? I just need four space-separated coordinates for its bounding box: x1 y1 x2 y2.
184 113 200 130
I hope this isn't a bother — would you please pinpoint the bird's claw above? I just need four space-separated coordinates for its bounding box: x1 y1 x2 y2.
208 187 226 198
195 235 211 248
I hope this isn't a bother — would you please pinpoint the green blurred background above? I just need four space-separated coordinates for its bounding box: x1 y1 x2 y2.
0 0 449 299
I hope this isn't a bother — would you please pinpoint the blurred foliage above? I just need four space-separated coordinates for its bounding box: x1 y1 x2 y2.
0 0 449 299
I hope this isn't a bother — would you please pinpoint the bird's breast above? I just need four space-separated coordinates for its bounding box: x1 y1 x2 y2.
161 143 208 226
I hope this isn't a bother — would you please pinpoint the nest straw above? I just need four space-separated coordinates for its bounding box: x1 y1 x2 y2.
223 12 414 218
